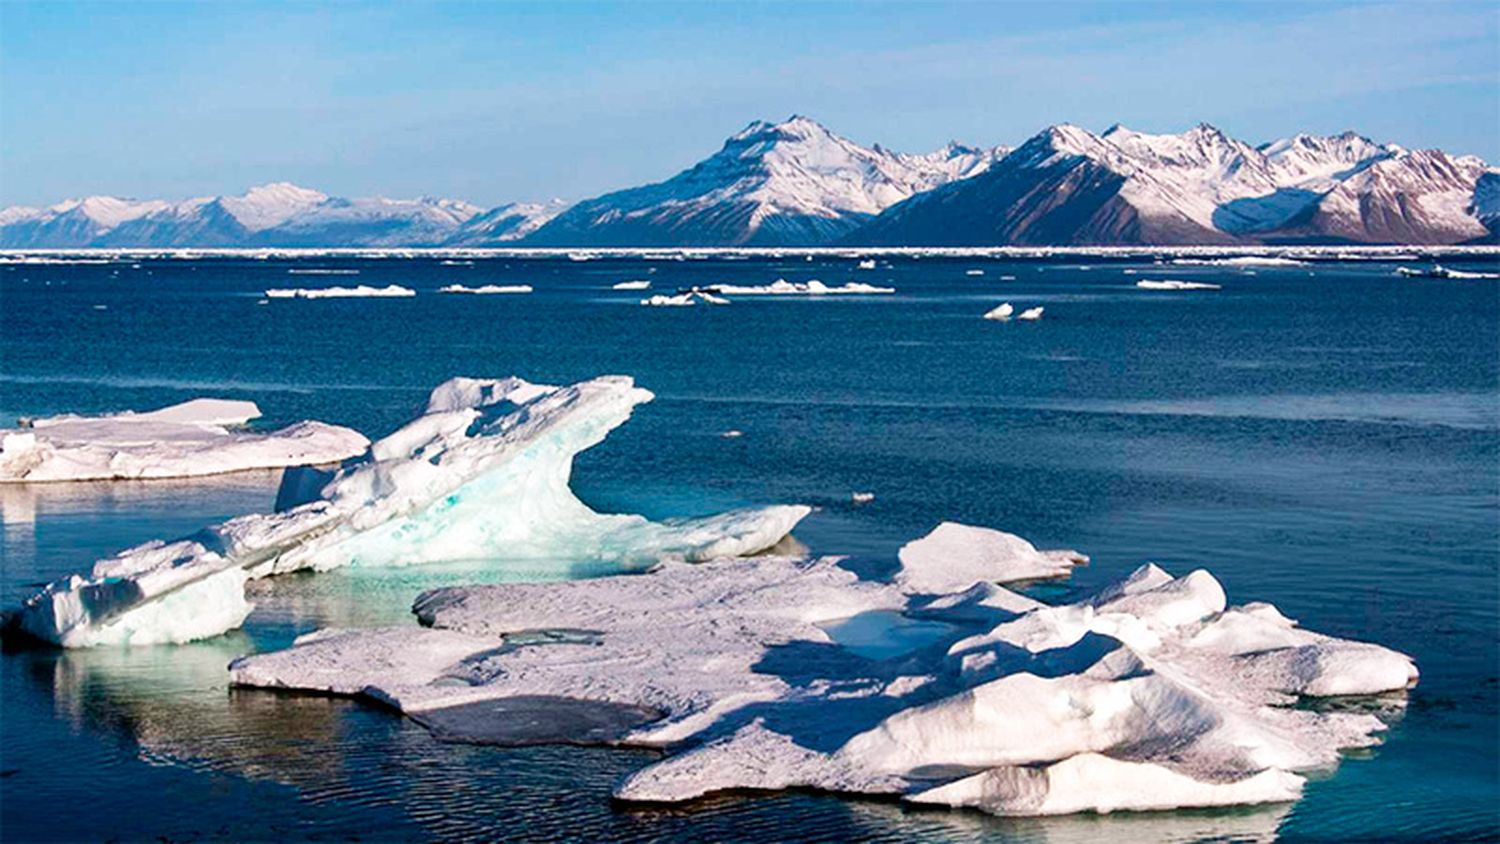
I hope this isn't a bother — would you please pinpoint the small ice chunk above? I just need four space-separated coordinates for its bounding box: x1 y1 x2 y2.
895 522 1086 593
851 491 875 504
613 280 652 290
856 260 877 270
982 302 1014 321
719 430 744 439
1017 307 1044 321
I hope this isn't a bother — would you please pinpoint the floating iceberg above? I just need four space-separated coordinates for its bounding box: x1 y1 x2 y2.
1017 306 1044 321
0 399 368 484
286 268 360 275
1135 279 1223 290
982 302 1014 321
856 259 877 270
230 521 1415 818
5 377 808 647
437 284 533 294
264 284 415 299
966 269 985 276
612 280 652 290
641 289 729 306
710 279 894 295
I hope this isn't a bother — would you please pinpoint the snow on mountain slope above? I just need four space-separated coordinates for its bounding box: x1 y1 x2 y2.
447 199 571 245
854 122 1492 246
0 184 485 248
524 116 1007 246
2 118 1492 248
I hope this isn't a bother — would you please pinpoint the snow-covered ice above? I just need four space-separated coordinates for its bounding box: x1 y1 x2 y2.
612 280 652 290
1171 257 1304 267
0 399 368 483
966 269 985 276
1136 279 1223 290
264 284 416 299
229 519 1415 818
641 290 729 306
982 302 1014 321
856 259 877 269
437 284 533 294
4 377 808 646
1017 306 1044 321
710 279 894 296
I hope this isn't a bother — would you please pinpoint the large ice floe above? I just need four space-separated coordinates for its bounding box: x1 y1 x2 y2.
0 399 368 483
230 517 1415 819
4 377 809 647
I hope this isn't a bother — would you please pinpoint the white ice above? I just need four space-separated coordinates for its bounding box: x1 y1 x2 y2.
711 279 894 295
641 290 730 306
1017 306 1044 320
982 302 1014 321
612 280 652 290
1136 279 1223 290
264 284 416 299
229 519 1415 819
0 399 368 484
5 376 809 647
437 284 533 294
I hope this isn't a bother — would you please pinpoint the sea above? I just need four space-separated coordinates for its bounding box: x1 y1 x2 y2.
1 251 1496 842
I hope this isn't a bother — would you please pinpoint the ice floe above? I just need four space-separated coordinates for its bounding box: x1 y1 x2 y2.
1395 264 1500 280
4 376 808 646
229 520 1415 818
710 279 894 296
1017 306 1044 321
982 302 1014 321
641 289 730 306
612 280 652 290
1135 279 1223 290
286 268 360 275
966 269 985 276
264 284 415 299
437 284 533 294
857 259 877 270
0 398 368 484
1171 256 1304 267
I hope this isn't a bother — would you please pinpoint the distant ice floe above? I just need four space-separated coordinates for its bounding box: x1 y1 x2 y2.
612 280 652 290
0 399 368 484
1136 279 1223 290
966 269 985 276
4 377 808 647
710 279 894 296
856 259 877 270
437 284 533 294
719 430 744 439
229 520 1415 818
1395 264 1500 280
982 302 1014 321
851 491 875 504
1171 256 1304 267
286 268 360 275
641 289 730 307
1017 306 1044 320
264 284 415 299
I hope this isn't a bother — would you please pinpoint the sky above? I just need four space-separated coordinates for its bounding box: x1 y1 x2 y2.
1 1 1497 208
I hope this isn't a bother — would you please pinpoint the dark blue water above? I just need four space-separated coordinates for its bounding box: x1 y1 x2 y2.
1 254 1497 841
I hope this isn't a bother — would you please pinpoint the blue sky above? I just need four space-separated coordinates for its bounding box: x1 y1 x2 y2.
2 1 1496 208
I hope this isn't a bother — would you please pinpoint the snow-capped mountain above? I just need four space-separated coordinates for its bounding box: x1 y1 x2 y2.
0 183 485 248
523 116 1008 246
447 199 571 245
852 123 1497 246
3 117 1493 248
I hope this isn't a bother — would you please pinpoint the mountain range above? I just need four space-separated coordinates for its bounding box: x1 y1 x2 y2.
4 116 1495 247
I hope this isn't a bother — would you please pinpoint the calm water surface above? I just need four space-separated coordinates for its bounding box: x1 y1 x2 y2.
1 254 1496 841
